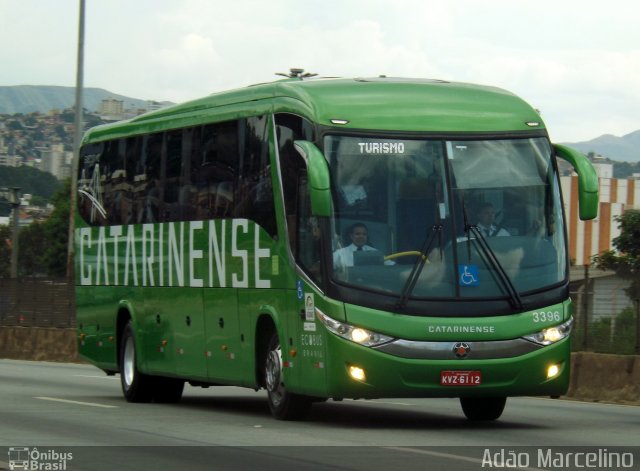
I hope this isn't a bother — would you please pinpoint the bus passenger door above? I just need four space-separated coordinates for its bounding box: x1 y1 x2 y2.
203 288 241 382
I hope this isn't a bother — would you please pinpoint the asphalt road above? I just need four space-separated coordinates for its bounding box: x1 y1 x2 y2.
0 359 638 471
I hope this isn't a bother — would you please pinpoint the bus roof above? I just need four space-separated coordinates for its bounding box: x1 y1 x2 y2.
83 77 546 143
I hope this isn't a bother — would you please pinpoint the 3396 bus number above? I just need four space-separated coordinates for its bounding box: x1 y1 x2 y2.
532 311 561 323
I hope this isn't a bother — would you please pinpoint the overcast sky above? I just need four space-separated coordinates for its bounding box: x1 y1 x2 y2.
1 0 638 142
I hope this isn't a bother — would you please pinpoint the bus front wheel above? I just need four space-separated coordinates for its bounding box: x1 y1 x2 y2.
460 397 507 421
120 321 154 403
263 332 312 420
153 377 184 403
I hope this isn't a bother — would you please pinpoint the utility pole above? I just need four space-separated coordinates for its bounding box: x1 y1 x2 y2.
67 0 85 280
635 298 640 355
581 264 590 350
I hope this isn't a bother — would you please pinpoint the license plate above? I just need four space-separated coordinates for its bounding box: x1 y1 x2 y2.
440 370 482 386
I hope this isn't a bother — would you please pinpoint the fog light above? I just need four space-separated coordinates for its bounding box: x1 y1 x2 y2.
547 364 560 379
349 365 366 382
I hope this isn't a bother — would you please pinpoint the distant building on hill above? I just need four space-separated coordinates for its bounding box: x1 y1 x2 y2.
0 154 21 167
39 143 72 180
100 98 125 121
146 100 165 112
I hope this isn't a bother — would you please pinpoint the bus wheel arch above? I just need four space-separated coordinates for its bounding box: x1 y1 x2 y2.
255 314 276 389
116 308 132 369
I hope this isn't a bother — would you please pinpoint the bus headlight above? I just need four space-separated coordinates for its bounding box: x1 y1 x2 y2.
316 309 394 347
523 318 573 346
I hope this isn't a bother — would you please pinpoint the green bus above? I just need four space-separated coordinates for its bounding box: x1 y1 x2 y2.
76 71 598 421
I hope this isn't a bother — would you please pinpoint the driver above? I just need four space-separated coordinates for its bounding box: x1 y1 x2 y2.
333 223 378 267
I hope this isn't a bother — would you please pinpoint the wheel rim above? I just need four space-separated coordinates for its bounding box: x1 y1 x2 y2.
123 336 135 389
265 344 284 407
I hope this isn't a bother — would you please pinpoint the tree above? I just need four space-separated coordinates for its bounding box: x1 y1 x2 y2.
24 115 37 126
6 119 23 130
54 124 67 139
29 195 47 207
40 179 71 276
0 166 62 201
18 221 47 275
15 179 71 277
593 209 640 300
0 197 11 217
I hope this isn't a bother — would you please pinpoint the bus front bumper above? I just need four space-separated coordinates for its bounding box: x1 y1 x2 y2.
323 334 571 399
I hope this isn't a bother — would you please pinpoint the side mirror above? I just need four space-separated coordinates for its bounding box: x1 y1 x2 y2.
554 144 598 220
293 140 331 217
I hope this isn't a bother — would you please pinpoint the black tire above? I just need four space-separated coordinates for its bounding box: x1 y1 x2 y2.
263 331 312 420
460 397 507 421
119 321 154 403
153 377 185 403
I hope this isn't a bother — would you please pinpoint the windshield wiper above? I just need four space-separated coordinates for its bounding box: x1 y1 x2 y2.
462 202 523 311
396 221 443 311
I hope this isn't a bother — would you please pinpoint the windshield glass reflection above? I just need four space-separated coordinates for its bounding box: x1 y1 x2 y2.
323 135 566 301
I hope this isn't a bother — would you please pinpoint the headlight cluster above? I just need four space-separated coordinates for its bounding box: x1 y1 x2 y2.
316 309 394 347
523 317 573 346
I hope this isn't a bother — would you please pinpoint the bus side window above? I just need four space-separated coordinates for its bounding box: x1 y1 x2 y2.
237 116 277 237
108 139 130 225
296 176 323 284
183 126 202 221
138 134 162 223
200 121 239 219
123 136 148 224
275 113 315 251
78 142 106 226
163 130 183 221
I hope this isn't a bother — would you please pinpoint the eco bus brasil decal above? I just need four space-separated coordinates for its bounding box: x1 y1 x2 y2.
76 219 274 288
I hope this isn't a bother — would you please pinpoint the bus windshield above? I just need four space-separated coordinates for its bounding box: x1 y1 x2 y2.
324 135 566 302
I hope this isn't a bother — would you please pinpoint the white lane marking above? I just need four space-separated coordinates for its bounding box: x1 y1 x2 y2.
34 396 118 409
384 447 547 471
72 374 118 379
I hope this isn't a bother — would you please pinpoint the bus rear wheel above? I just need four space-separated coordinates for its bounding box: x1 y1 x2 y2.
460 397 507 421
120 321 154 403
264 332 312 420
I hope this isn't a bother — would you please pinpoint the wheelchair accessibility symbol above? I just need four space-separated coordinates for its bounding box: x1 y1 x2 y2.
459 264 479 286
